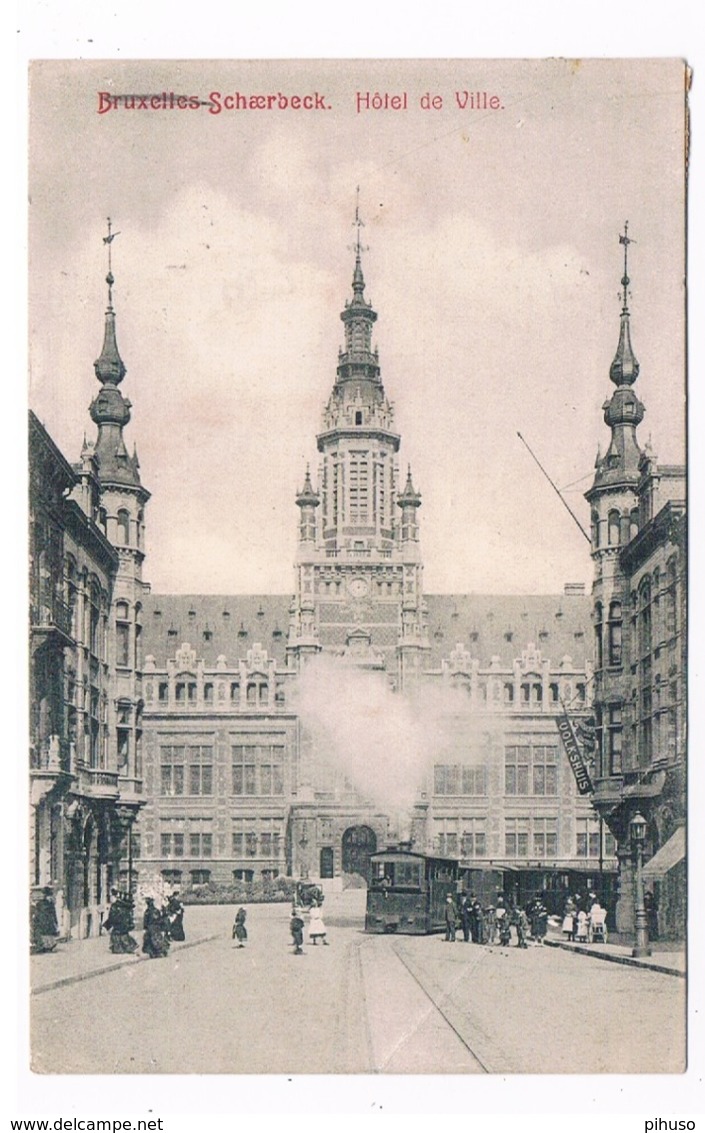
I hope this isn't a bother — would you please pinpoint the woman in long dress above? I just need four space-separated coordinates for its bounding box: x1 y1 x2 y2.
233 907 247 948
142 897 170 958
104 892 138 954
166 893 185 942
308 901 328 945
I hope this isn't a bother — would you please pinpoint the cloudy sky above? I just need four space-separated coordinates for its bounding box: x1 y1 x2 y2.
28 58 687 596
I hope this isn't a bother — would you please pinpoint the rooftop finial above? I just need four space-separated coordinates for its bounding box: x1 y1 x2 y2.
350 187 369 294
102 217 121 308
618 220 634 311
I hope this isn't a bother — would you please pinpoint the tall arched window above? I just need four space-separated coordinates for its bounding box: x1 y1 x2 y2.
629 508 639 540
591 510 600 549
88 578 101 655
665 558 678 638
639 578 652 658
608 510 621 546
116 509 130 545
608 600 622 667
115 600 130 667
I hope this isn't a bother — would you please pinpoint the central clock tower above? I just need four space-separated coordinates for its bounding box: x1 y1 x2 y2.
287 214 430 684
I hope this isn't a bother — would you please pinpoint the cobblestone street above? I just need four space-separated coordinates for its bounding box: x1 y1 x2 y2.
31 897 686 1076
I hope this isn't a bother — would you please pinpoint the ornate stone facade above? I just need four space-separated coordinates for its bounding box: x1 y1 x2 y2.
28 255 148 938
585 228 686 938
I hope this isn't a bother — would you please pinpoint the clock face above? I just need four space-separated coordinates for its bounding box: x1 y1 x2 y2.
348 577 369 598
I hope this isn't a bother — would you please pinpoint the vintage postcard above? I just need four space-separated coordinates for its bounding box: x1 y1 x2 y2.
27 58 687 1080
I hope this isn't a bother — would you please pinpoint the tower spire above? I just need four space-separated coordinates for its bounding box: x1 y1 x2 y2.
94 218 126 387
586 223 645 498
89 220 141 486
610 221 640 386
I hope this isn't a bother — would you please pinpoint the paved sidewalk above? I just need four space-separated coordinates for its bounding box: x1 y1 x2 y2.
30 906 223 995
544 930 686 977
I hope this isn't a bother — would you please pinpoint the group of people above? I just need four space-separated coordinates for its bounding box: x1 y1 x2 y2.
290 898 329 954
140 892 185 958
444 891 549 949
561 893 608 943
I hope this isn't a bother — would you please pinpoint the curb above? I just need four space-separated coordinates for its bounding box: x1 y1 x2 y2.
31 933 222 996
543 937 685 978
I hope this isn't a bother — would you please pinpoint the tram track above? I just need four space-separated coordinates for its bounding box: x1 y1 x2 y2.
354 933 504 1074
389 941 492 1073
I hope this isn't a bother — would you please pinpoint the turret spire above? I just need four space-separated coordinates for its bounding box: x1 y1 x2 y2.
586 223 645 497
610 222 640 386
89 221 141 486
94 218 126 387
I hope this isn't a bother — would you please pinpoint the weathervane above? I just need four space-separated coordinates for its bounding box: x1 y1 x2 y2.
618 220 635 310
102 217 121 305
349 186 369 258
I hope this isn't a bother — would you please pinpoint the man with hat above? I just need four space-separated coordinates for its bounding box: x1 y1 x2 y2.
444 894 458 942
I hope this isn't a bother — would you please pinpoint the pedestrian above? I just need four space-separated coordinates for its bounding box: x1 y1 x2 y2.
495 896 511 946
308 900 329 945
233 906 248 948
31 887 60 953
459 894 471 943
444 894 458 942
470 894 483 944
290 906 305 955
166 892 185 942
576 908 589 943
513 906 530 948
533 900 548 945
142 896 170 958
104 889 138 954
562 897 576 941
644 890 659 940
484 899 497 945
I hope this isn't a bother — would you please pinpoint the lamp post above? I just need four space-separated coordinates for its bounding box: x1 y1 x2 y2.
630 811 651 957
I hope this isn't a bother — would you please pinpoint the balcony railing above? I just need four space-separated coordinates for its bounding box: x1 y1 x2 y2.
31 595 73 639
77 766 120 796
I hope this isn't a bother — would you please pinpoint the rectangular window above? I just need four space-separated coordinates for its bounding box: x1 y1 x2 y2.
505 746 530 795
608 706 623 775
506 743 556 795
189 829 213 858
460 819 487 858
505 818 530 858
434 763 487 796
116 623 129 667
532 818 558 858
231 741 285 796
576 817 603 858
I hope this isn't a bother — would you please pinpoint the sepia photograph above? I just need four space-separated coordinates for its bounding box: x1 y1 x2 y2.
26 56 688 1082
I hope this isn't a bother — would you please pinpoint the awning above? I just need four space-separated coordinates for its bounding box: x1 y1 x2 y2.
643 826 686 879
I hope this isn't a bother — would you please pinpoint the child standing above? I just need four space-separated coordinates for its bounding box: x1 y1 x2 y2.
232 906 247 948
290 906 305 955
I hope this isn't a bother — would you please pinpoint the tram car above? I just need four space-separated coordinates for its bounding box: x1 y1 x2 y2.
365 847 459 935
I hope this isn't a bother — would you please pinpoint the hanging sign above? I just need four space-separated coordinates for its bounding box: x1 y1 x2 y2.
556 712 594 795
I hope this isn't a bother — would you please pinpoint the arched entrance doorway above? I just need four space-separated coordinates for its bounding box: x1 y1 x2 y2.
342 826 377 881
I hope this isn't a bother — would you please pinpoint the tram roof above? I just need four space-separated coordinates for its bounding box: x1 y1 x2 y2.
370 849 458 866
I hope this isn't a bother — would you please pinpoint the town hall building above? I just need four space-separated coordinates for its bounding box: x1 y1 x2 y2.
30 216 685 938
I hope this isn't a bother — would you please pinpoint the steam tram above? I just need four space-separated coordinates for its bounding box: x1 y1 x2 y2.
365 848 459 935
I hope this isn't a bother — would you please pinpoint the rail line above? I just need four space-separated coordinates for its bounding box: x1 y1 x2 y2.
389 941 492 1073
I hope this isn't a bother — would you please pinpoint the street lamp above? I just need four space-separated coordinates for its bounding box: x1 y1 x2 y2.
630 811 651 958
